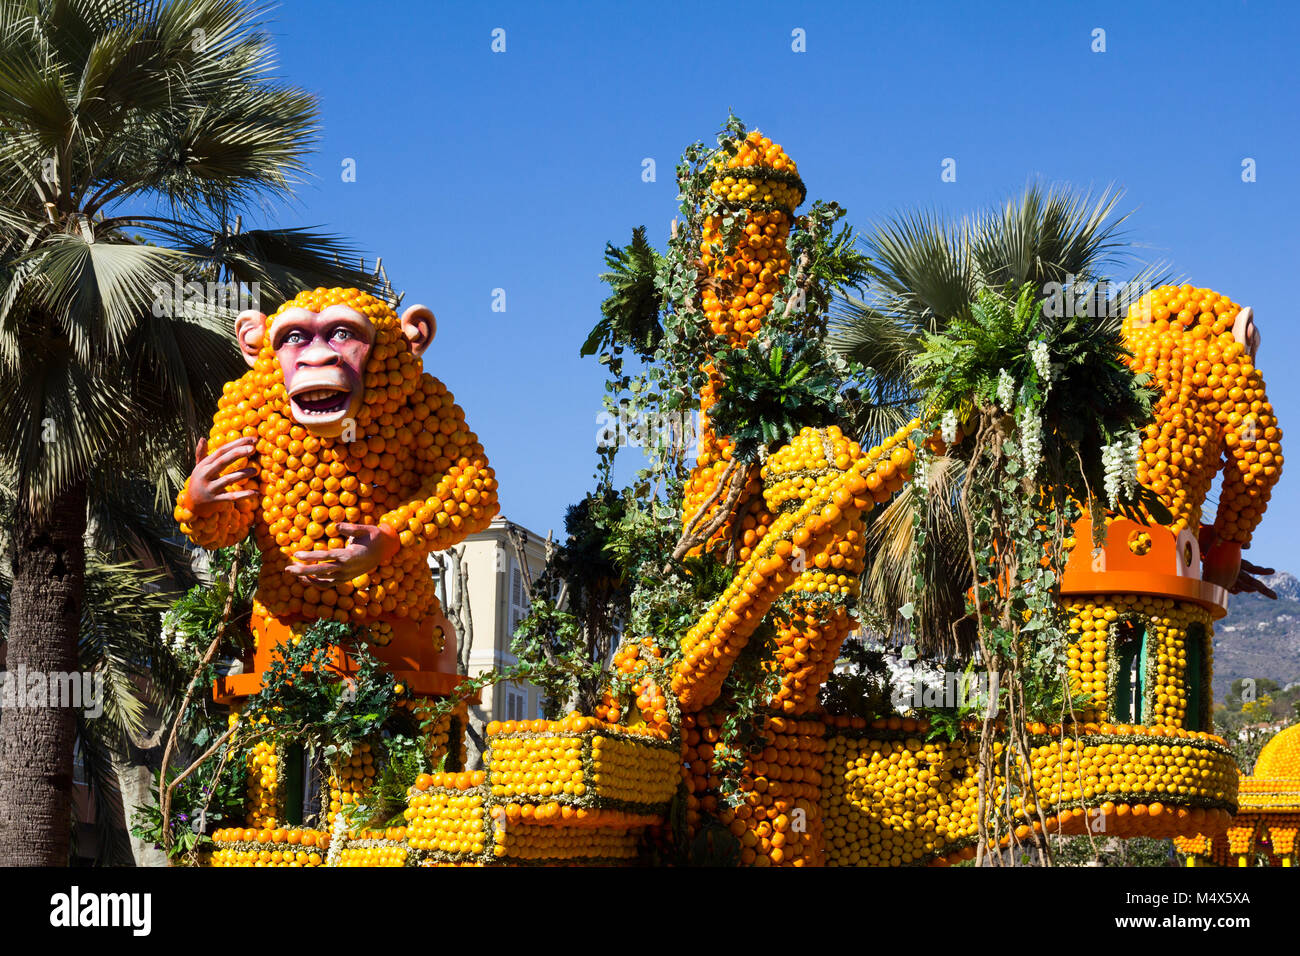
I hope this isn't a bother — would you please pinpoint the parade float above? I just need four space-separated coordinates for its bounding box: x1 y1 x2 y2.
170 121 1283 867
1177 723 1300 867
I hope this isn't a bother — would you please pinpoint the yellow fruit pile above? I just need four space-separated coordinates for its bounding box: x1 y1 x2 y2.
768 606 858 716
209 827 328 867
1023 727 1237 834
417 700 470 770
1127 528 1153 555
400 723 671 866
333 844 408 867
1172 831 1216 859
822 719 1237 865
683 710 826 866
1123 285 1282 544
595 637 676 737
1260 813 1297 857
1186 725 1300 864
245 739 282 828
763 425 911 510
823 717 983 866
326 741 376 827
487 820 642 863
484 717 679 812
1254 723 1300 779
673 421 919 712
1064 595 1212 730
333 826 410 867
1226 820 1257 856
406 771 488 862
175 287 500 625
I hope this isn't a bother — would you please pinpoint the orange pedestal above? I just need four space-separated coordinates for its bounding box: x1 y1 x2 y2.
213 605 477 703
1059 517 1228 619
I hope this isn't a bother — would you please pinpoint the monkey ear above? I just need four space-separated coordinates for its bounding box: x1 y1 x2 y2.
235 310 267 367
1233 306 1260 361
400 304 437 357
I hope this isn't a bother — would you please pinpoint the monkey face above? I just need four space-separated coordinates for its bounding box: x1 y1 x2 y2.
270 304 374 436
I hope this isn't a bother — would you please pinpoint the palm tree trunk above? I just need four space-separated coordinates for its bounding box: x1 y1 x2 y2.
0 482 87 865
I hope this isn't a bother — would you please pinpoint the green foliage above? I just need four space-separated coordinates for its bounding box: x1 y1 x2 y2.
511 601 607 717
241 618 398 754
352 730 435 830
582 226 665 360
914 284 1169 525
792 200 872 305
819 639 895 720
130 752 247 865
508 492 633 714
707 331 843 461
162 542 260 738
829 183 1168 658
1054 835 1176 867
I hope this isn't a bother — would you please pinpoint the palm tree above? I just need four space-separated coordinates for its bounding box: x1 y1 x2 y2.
0 0 382 864
829 183 1167 656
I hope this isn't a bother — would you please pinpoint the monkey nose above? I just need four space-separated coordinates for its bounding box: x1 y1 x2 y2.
300 344 340 365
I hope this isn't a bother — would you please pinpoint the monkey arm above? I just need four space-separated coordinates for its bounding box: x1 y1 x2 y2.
174 473 258 550
376 393 500 557
1213 362 1283 548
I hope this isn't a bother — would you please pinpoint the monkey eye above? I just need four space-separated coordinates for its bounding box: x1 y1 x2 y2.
329 326 354 342
281 329 308 346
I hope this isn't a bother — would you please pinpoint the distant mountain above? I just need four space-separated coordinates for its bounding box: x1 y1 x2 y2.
1261 571 1300 602
1212 571 1300 703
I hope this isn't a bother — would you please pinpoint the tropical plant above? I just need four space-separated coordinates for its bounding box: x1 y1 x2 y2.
829 182 1169 656
0 0 382 864
580 226 665 361
706 331 842 461
911 284 1162 864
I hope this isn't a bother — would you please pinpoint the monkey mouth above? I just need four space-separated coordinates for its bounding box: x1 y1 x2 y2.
291 387 351 417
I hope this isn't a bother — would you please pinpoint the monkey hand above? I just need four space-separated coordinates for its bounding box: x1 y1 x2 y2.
186 436 258 517
1231 558 1277 599
288 522 401 584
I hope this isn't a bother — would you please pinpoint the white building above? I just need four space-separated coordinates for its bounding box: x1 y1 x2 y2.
430 517 552 760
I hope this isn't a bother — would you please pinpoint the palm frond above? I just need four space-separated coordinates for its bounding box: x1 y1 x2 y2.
835 181 1164 658
583 225 663 359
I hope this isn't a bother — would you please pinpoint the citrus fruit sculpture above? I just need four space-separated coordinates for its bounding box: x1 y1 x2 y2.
1177 723 1300 867
194 133 1283 867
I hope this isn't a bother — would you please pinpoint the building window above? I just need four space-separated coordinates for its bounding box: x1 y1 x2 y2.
504 687 525 722
508 558 530 638
536 695 547 719
72 740 87 786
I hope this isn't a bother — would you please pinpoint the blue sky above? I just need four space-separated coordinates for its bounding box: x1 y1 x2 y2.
257 0 1299 571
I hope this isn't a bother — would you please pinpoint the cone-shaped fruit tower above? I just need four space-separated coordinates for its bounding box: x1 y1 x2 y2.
666 129 919 867
681 132 805 559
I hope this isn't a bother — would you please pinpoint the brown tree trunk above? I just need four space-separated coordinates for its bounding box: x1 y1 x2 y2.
0 482 87 865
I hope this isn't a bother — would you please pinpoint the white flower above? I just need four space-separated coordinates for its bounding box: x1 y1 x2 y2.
913 452 930 495
1030 340 1053 392
1127 430 1143 492
996 369 1016 412
1101 441 1124 508
1018 407 1043 476
326 807 349 867
1102 430 1143 507
940 409 959 446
